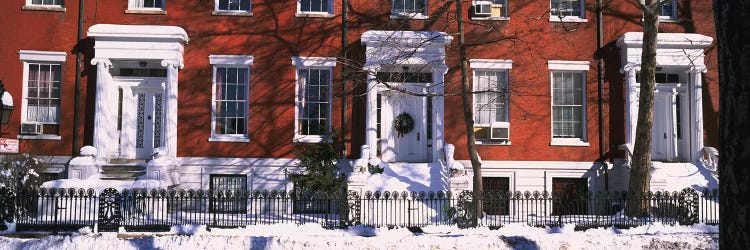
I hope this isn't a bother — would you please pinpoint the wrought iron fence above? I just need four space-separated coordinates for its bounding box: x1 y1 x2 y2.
0 187 719 233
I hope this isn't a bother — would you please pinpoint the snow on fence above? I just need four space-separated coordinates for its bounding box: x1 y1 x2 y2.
0 187 719 233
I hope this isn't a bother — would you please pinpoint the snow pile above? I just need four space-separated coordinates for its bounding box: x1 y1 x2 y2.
0 223 718 250
651 162 718 191
366 162 449 191
41 175 167 192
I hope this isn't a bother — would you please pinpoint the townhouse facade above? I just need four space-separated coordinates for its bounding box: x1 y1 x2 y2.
0 0 718 195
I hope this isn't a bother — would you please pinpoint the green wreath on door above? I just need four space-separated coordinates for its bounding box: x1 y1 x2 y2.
393 112 415 138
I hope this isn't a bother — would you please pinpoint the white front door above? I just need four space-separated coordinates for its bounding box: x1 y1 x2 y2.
134 87 165 159
652 92 677 161
381 84 428 162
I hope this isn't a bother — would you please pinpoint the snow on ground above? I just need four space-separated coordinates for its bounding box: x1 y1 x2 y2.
41 174 167 192
366 162 449 191
0 223 718 250
650 162 718 191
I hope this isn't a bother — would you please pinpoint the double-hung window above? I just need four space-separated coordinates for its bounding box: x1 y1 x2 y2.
18 50 66 139
548 60 589 146
128 0 165 12
292 57 336 143
209 55 254 142
297 0 333 16
659 0 678 21
24 0 65 11
550 0 586 22
215 0 252 15
470 59 512 144
392 0 428 18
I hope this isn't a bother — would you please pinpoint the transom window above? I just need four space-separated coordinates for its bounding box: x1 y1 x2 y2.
209 55 253 142
392 0 427 15
299 0 332 14
551 72 585 139
216 0 251 12
550 0 584 19
129 0 164 10
28 0 63 7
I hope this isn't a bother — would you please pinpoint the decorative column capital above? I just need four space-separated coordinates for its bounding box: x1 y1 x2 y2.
161 59 184 69
363 63 381 73
431 64 449 74
689 65 708 73
621 63 640 74
90 58 112 68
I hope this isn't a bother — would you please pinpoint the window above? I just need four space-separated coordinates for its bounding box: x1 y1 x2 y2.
392 0 427 18
548 60 589 146
292 57 336 143
209 174 248 213
659 0 677 20
18 50 66 139
215 0 251 14
471 0 508 19
209 55 253 142
24 0 65 11
550 0 586 22
551 177 588 215
470 59 512 144
128 0 165 11
483 177 510 215
298 0 332 15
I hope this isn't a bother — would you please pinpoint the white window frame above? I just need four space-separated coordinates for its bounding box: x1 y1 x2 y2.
209 55 254 142
470 59 512 145
296 0 334 17
213 0 252 16
18 50 66 140
391 0 429 19
658 0 678 22
127 0 166 12
548 60 589 146
291 56 336 143
471 0 509 20
549 0 587 23
24 0 65 11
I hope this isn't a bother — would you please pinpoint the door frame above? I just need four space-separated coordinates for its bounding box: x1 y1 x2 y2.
377 83 429 163
113 77 166 159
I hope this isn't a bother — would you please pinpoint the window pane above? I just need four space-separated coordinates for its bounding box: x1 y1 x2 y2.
552 71 584 139
213 67 249 136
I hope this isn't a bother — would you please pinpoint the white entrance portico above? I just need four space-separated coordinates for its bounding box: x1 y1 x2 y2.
88 24 189 160
617 32 713 162
361 31 453 164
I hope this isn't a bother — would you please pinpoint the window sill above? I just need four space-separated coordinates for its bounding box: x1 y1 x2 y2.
659 18 679 23
212 11 253 17
208 137 250 143
17 134 62 140
295 13 335 18
549 16 588 23
294 135 331 144
22 5 66 12
125 9 167 15
550 140 589 147
476 141 512 146
470 16 509 21
390 14 429 20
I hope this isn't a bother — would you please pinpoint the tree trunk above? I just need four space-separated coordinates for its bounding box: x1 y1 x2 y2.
625 0 659 217
714 1 750 248
455 0 484 223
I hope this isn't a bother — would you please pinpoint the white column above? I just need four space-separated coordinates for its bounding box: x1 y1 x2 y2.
120 87 135 158
91 58 113 159
364 65 379 159
432 65 448 163
623 65 640 147
161 59 183 158
689 68 705 162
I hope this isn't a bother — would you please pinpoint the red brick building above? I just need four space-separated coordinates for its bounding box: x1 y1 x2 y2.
0 0 718 193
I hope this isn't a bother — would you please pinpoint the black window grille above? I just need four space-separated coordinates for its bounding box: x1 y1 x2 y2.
209 174 248 213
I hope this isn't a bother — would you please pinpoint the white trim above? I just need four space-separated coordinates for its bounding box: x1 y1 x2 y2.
209 55 255 65
291 56 337 67
296 0 334 15
548 60 590 71
550 139 590 146
25 0 63 8
17 135 62 140
469 59 513 70
128 0 166 11
549 16 588 23
19 50 67 62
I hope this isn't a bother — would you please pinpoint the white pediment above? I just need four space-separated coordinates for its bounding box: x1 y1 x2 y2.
617 32 713 72
88 24 189 64
362 30 453 67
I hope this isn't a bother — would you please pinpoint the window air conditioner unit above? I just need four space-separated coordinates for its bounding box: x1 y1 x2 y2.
490 122 509 140
473 1 493 16
20 122 43 135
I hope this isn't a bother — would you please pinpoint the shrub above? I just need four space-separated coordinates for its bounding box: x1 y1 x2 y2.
0 154 46 192
291 132 346 193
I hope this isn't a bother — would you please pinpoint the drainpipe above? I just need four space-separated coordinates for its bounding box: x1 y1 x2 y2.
340 0 348 159
596 0 608 190
73 0 84 156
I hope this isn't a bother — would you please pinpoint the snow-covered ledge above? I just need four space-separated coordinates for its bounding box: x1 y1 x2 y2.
145 147 181 187
68 146 103 180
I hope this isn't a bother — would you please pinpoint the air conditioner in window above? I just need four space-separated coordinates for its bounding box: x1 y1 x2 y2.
490 122 509 141
473 1 493 16
20 122 43 135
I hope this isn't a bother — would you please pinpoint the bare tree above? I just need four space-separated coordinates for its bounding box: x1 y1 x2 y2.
625 0 662 217
714 0 750 248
